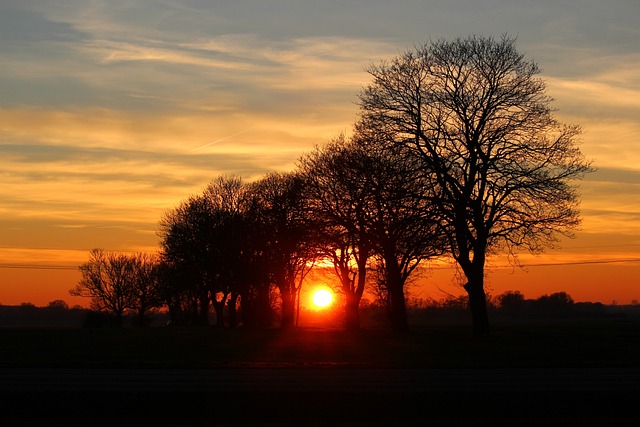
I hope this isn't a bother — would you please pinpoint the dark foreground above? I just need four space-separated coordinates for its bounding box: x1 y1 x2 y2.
1 319 639 425
2 367 639 426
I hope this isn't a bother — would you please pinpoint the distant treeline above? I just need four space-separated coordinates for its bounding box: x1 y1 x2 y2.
0 301 171 328
0 301 89 328
409 291 637 322
2 293 637 328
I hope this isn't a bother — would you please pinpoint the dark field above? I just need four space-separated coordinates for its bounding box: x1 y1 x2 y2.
2 319 640 425
2 319 640 368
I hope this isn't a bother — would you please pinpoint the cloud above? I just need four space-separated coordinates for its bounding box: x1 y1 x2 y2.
588 167 640 185
0 5 88 44
576 167 640 235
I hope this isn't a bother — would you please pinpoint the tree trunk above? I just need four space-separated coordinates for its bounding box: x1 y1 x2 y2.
344 293 361 331
463 275 491 337
256 283 273 327
137 308 148 327
199 294 210 326
387 283 409 333
228 292 239 328
385 255 410 333
115 310 124 328
280 288 296 329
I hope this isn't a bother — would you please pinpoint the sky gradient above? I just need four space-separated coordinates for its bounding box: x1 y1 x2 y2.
1 0 639 306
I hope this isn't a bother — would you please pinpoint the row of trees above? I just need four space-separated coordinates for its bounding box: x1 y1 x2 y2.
156 155 443 332
72 35 592 335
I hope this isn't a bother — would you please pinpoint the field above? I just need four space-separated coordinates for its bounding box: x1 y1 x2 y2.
2 318 640 425
1 318 640 368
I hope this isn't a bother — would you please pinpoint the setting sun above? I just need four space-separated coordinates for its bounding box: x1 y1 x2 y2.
312 289 333 308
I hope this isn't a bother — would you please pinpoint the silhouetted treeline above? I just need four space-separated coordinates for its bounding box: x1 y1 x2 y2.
0 301 170 328
70 35 595 335
0 301 88 328
402 291 630 322
4 291 635 328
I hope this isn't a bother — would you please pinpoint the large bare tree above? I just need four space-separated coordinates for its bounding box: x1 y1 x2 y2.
357 35 592 336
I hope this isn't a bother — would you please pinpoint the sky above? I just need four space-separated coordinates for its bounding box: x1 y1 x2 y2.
1 0 639 307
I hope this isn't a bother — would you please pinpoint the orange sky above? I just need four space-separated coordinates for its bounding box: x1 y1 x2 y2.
1 1 639 306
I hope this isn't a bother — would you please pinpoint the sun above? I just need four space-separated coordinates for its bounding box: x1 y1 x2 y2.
312 288 333 308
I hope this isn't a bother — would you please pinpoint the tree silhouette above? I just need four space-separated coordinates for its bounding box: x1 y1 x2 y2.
158 176 278 328
71 250 162 327
357 35 593 336
299 135 375 331
249 172 319 328
159 195 219 325
71 249 135 327
497 290 526 319
130 252 162 326
300 134 445 332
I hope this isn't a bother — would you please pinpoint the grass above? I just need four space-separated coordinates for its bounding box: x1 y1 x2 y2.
1 317 639 368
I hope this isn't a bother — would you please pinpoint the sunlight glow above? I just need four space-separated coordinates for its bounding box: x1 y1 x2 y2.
312 289 333 308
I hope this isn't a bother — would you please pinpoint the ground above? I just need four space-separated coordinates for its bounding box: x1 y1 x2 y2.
1 318 639 425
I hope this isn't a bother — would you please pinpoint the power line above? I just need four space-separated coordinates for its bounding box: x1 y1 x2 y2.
519 258 640 268
1 257 639 272
429 257 640 270
0 264 78 271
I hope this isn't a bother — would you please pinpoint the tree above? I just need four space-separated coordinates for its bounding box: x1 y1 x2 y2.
158 195 218 325
534 292 574 318
47 300 70 311
299 135 375 331
250 172 319 328
353 137 445 332
299 135 445 332
158 175 276 328
358 35 592 336
497 290 526 318
70 249 135 326
130 252 163 326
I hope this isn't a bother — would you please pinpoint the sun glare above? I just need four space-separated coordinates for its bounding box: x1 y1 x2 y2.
312 288 333 308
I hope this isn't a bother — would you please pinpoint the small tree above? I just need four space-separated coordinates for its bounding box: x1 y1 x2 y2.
70 249 135 326
47 300 70 311
534 292 574 318
130 252 163 326
497 290 526 318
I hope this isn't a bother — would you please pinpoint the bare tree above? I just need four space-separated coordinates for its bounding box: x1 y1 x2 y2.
159 175 276 328
299 135 374 331
249 172 318 328
358 35 593 336
70 249 135 326
299 135 445 332
158 195 217 325
130 252 162 326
